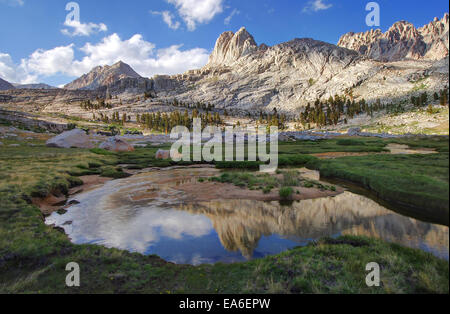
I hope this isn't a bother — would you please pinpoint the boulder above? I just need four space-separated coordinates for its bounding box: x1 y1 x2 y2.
278 134 292 142
347 128 361 136
155 149 170 160
46 129 94 149
155 149 183 160
99 137 135 152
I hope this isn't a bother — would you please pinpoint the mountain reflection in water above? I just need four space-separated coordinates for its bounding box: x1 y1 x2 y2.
46 169 449 265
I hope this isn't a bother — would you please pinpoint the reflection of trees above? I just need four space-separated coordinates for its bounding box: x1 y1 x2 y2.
179 192 449 259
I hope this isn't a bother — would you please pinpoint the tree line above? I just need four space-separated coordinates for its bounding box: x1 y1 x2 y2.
136 109 223 134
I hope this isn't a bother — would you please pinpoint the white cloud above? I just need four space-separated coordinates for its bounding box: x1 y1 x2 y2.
61 20 108 37
73 33 209 77
302 0 333 13
224 9 240 25
0 33 210 84
24 45 75 76
150 10 181 30
0 53 36 83
0 0 24 7
167 0 224 31
72 34 156 76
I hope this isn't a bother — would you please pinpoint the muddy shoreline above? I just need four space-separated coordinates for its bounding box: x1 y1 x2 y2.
33 166 345 216
33 175 113 216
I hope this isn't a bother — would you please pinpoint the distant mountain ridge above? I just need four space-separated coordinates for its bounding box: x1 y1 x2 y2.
338 13 449 62
12 83 55 90
56 14 449 113
149 17 448 112
64 61 142 90
0 78 15 91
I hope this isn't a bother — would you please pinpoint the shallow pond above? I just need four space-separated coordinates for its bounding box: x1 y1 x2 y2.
46 168 449 265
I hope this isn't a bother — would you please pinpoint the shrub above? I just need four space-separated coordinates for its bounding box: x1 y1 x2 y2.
90 148 115 156
336 139 365 146
263 187 272 194
215 161 261 169
279 187 294 199
282 171 299 187
278 154 316 166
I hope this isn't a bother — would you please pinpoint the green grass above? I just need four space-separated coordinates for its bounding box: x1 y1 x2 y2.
279 187 294 199
208 169 337 195
215 161 262 169
336 139 366 146
278 138 388 155
388 136 449 153
209 172 278 192
0 133 448 293
307 153 449 225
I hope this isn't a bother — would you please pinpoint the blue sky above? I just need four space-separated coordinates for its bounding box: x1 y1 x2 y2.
0 0 448 86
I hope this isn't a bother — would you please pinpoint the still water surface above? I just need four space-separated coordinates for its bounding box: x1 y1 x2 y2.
46 168 449 265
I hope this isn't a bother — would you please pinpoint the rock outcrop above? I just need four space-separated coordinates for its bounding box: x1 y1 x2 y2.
46 129 94 149
338 13 449 61
0 78 15 91
64 61 142 90
149 16 449 112
347 127 361 136
3 15 449 114
99 137 135 152
153 35 367 111
208 27 258 66
155 149 171 160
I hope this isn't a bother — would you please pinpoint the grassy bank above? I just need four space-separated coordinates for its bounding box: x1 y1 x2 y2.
0 135 448 293
207 170 336 195
278 138 389 154
1 181 448 293
306 152 449 225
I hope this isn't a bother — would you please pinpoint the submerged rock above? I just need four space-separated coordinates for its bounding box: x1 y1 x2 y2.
99 137 135 152
46 129 94 149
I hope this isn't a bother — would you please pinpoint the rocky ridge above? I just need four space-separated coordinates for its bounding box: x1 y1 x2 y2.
2 15 449 114
12 83 55 90
338 13 449 62
150 21 448 112
64 61 142 90
0 78 15 91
